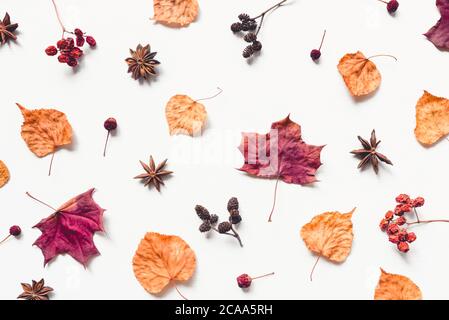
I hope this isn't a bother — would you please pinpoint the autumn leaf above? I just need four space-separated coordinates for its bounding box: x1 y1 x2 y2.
424 0 449 50
153 0 199 27
238 115 324 221
415 90 449 146
165 95 207 136
374 268 422 300
0 160 10 188
133 232 196 299
300 208 355 281
29 189 105 267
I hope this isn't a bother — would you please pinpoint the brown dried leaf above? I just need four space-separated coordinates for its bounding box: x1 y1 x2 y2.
301 208 355 263
374 269 422 300
415 90 449 146
165 95 207 136
17 103 72 157
0 160 10 188
153 0 199 27
337 51 381 97
132 232 196 295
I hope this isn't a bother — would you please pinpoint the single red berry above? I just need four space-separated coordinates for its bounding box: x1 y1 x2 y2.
104 118 117 131
310 49 321 61
74 28 84 37
58 54 69 63
379 219 389 231
412 197 425 208
385 210 394 221
69 47 83 59
237 274 252 288
66 37 75 49
57 39 67 49
395 194 410 204
387 0 399 14
394 204 412 216
396 216 407 226
388 234 399 244
86 36 96 47
397 229 408 242
387 223 399 235
406 232 417 243
67 58 78 67
45 46 58 56
397 241 409 253
9 225 21 237
76 36 85 47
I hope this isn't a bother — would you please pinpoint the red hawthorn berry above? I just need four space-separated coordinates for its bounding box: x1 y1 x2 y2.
76 36 85 47
412 197 425 208
397 241 409 253
57 39 67 49
395 194 410 204
397 230 408 242
74 28 83 37
66 37 75 49
387 223 399 235
86 36 96 47
388 235 400 244
385 210 394 221
396 216 407 226
394 204 412 216
406 232 417 243
237 274 252 288
387 0 399 14
58 54 69 63
67 58 78 67
70 47 83 59
9 225 21 237
379 219 389 231
45 46 58 56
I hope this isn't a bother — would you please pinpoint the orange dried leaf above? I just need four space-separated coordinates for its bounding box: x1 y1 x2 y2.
17 103 72 157
0 160 10 188
165 95 207 136
153 0 199 27
132 232 196 296
374 269 422 300
337 51 381 97
415 90 449 146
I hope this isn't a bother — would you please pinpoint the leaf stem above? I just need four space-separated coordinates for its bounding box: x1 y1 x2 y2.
310 255 321 281
407 219 449 226
366 54 398 62
212 227 243 247
268 175 280 222
25 192 57 211
51 0 67 38
252 272 275 280
253 0 288 36
195 87 223 103
174 284 188 300
230 226 244 247
103 131 110 157
0 235 11 245
48 152 55 176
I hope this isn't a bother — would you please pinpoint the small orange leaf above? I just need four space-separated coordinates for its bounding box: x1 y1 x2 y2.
17 103 72 158
415 90 449 146
153 0 199 27
374 268 422 300
301 208 355 280
0 160 10 188
165 95 207 136
132 232 196 298
337 51 381 97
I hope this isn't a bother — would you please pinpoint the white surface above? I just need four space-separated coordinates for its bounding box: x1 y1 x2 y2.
0 0 448 300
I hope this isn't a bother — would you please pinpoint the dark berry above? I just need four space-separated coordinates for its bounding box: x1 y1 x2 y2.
9 225 21 237
76 36 85 47
209 214 218 225
229 215 242 224
241 22 250 32
74 28 84 37
243 46 254 58
247 20 257 31
229 209 240 217
199 221 211 233
45 46 58 56
67 58 78 67
66 37 75 49
238 13 250 22
218 221 232 233
310 49 321 61
58 54 69 63
231 22 242 33
56 39 67 49
387 0 399 14
104 117 117 131
244 33 257 43
86 36 96 47
251 41 262 52
237 274 252 288
227 197 239 212
195 205 210 221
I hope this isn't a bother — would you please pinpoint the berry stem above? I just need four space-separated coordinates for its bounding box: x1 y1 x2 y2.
174 284 188 300
103 131 110 157
310 255 321 281
51 0 67 38
251 272 275 280
366 54 398 61
230 226 244 247
377 0 388 4
318 30 327 51
0 234 11 245
268 175 280 222
194 87 223 103
25 192 57 211
413 208 420 223
407 219 449 226
48 152 55 176
211 227 243 247
253 0 288 36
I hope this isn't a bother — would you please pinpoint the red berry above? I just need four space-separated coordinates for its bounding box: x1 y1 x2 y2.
379 219 389 231
70 47 83 59
395 194 410 204
9 225 21 237
74 28 84 37
86 36 96 47
412 197 425 208
385 210 394 221
387 223 399 235
387 0 399 14
67 58 78 67
388 235 400 244
237 274 252 288
58 54 69 63
396 216 407 226
45 46 58 56
66 37 75 49
76 36 85 47
310 49 321 61
397 241 409 253
394 204 412 216
406 232 417 243
104 118 117 131
57 39 67 49
397 229 408 242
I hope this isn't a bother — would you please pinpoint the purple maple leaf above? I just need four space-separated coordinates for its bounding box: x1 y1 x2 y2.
425 0 449 50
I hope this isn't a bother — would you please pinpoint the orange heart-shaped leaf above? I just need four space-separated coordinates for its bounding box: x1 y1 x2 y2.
0 160 10 188
153 0 199 27
374 268 422 300
165 95 207 136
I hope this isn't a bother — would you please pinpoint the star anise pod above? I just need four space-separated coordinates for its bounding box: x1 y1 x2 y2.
125 44 160 80
350 129 393 174
134 156 173 192
17 279 53 300
0 13 18 44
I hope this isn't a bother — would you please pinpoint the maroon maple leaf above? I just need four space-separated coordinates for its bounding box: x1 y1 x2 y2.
238 115 324 221
32 189 105 267
425 0 449 50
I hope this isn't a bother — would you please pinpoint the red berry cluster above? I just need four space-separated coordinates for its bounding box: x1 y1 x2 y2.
45 28 96 67
379 194 424 252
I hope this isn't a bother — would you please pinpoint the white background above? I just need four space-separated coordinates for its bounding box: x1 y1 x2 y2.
0 0 448 300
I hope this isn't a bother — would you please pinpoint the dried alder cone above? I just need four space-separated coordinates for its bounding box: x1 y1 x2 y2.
134 156 173 192
133 232 196 299
30 189 105 266
425 0 449 50
414 91 449 145
166 95 207 136
153 0 199 27
0 12 18 44
301 208 355 280
18 279 53 300
374 269 422 300
0 160 10 188
17 103 72 158
125 44 160 80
